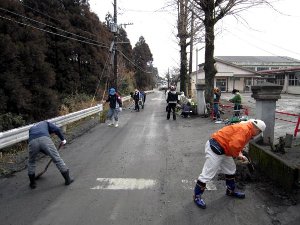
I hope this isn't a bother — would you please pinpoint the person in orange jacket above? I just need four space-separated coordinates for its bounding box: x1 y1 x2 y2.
193 119 266 209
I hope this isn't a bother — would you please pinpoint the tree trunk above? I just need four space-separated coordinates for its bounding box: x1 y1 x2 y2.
178 0 189 95
204 9 217 106
180 43 187 94
188 11 194 98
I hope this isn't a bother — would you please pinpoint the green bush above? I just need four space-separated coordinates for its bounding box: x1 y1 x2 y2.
0 113 26 132
61 93 93 112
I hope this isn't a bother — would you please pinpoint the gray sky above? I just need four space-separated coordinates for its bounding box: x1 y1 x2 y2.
89 0 300 77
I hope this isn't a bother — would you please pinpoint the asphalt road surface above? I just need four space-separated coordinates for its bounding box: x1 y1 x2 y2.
0 90 299 225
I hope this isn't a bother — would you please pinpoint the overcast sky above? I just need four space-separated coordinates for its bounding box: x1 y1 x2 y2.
89 0 300 77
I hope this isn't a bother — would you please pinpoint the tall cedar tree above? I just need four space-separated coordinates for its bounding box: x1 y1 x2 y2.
132 36 154 89
0 0 136 130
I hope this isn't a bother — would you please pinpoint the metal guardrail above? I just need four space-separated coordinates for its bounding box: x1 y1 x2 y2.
0 90 154 150
0 104 103 150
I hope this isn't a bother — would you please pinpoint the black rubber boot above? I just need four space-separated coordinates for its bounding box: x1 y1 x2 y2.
28 174 36 189
173 113 176 120
61 170 74 185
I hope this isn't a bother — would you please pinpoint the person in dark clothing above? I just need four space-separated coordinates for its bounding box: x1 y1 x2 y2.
27 121 73 189
181 102 192 118
213 87 221 121
133 89 141 112
166 86 179 120
104 87 122 127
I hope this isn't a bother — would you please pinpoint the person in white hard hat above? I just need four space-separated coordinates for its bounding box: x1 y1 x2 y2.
193 119 266 209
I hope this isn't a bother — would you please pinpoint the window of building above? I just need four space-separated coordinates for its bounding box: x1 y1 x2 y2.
288 72 300 86
276 74 285 86
245 78 252 85
216 78 227 92
244 67 256 71
257 78 266 84
257 67 270 71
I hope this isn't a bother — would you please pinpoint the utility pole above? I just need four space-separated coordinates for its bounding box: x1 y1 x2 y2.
113 0 118 90
195 46 204 84
167 68 170 88
196 47 199 83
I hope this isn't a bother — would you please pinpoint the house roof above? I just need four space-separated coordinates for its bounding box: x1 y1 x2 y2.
215 56 300 64
198 58 260 75
259 67 300 74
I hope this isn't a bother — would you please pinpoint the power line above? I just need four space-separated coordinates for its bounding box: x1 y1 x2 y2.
19 1 98 37
232 26 300 57
0 8 114 106
19 1 61 23
0 14 110 49
0 7 109 47
223 28 300 63
0 6 153 80
118 50 152 74
91 52 113 105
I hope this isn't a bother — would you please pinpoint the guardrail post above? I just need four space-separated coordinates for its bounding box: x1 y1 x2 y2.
62 125 67 133
251 82 283 145
195 83 207 115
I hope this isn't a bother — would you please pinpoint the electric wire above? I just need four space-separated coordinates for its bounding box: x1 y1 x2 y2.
19 1 99 37
118 50 152 74
1 5 155 87
0 11 114 104
19 1 61 23
224 28 300 63
0 7 109 47
0 14 110 49
229 25 300 58
90 52 112 105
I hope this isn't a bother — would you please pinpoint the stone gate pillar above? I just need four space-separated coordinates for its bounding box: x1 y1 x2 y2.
251 82 283 145
196 84 207 115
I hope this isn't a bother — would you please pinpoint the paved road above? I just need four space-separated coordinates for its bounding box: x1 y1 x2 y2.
0 90 299 225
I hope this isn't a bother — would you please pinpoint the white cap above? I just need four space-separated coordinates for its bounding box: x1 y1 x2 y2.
249 119 266 132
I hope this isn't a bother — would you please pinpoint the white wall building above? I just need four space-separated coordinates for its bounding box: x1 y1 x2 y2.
189 58 261 98
187 56 300 98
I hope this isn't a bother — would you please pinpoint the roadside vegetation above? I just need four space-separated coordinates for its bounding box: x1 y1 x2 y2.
0 0 157 131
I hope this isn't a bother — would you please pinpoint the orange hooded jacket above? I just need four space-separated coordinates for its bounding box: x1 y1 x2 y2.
211 122 256 157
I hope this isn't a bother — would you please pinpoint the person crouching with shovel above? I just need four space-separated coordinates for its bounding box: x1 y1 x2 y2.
193 119 266 209
27 121 74 189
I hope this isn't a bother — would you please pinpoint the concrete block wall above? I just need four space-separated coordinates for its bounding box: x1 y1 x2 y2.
249 142 299 191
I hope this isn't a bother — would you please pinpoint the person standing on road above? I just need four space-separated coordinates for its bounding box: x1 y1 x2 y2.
193 119 266 209
104 87 122 127
140 90 146 108
229 89 242 117
213 87 221 121
27 121 74 189
165 87 170 112
133 89 141 112
166 86 179 120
